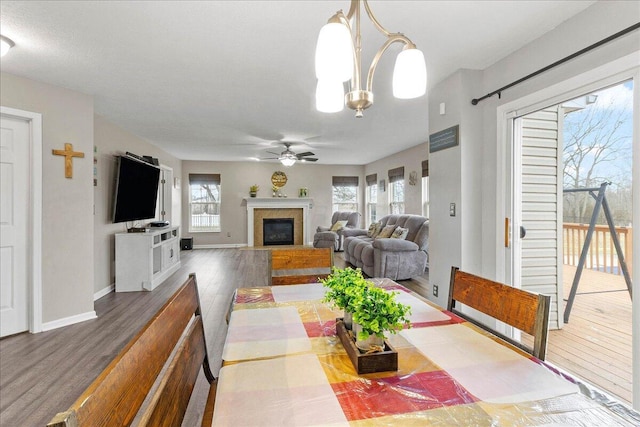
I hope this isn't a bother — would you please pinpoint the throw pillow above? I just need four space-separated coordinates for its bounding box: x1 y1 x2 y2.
367 221 381 238
330 220 348 232
391 226 409 240
377 224 397 239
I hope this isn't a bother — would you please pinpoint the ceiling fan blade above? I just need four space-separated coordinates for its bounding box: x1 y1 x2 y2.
266 150 281 156
296 151 315 158
301 158 318 162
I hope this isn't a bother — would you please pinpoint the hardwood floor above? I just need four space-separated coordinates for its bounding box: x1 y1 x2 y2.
0 248 426 426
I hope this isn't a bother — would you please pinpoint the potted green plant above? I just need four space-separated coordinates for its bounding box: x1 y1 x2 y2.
321 267 368 329
249 184 259 197
351 284 411 352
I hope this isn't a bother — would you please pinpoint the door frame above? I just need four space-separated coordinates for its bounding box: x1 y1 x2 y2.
1 106 43 333
496 52 639 409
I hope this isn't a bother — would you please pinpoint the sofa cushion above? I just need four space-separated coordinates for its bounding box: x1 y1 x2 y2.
377 224 396 238
367 221 382 238
391 226 409 240
330 220 348 231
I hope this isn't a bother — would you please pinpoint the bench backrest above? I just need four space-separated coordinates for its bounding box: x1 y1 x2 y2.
269 247 333 286
447 266 550 360
47 273 216 427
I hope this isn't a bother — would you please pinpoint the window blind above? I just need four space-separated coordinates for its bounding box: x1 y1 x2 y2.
422 160 429 177
388 167 405 183
365 173 377 186
189 173 221 185
332 176 359 187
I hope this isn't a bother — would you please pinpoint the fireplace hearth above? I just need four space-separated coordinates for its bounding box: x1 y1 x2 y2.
263 218 294 246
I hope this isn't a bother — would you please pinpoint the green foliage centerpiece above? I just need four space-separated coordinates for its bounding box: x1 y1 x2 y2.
322 267 411 352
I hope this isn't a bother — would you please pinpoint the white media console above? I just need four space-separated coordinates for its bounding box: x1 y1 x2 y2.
115 226 181 292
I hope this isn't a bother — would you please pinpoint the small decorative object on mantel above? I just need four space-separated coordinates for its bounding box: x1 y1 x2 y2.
249 184 259 197
299 187 308 197
322 267 411 373
52 142 85 178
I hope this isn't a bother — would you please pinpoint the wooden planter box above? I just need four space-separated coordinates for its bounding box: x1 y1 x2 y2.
336 318 398 374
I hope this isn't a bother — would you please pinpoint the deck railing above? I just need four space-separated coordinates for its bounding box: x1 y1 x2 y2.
563 223 633 275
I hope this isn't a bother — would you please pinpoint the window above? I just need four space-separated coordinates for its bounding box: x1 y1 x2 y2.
332 176 358 212
421 160 429 217
388 167 405 214
365 173 377 226
189 174 221 232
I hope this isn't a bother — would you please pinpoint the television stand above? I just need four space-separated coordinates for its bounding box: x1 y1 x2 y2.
115 226 181 292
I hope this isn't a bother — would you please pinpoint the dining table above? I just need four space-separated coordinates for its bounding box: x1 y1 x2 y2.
212 278 639 426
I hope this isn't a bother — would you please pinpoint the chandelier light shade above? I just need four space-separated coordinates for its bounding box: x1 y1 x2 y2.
0 35 15 57
314 0 427 117
316 79 345 113
280 155 296 167
315 23 353 82
393 48 427 99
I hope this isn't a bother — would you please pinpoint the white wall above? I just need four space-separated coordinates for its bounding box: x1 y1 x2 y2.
93 116 181 296
428 1 640 308
1 72 95 324
181 161 364 246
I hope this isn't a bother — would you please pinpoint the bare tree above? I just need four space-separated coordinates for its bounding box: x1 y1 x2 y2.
562 86 632 225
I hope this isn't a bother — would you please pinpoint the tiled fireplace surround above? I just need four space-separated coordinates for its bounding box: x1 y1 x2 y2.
245 198 313 246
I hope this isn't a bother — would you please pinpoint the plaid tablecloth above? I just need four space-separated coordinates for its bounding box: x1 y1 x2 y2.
213 280 639 426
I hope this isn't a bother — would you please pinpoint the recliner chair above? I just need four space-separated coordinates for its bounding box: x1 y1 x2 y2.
313 211 360 251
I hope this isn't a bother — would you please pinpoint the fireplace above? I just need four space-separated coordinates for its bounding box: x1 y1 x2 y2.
263 218 294 246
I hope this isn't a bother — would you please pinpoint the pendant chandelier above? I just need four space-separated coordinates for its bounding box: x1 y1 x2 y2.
315 0 427 117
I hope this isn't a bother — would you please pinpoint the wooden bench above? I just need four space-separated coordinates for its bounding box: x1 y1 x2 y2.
47 273 217 427
448 266 551 360
269 247 333 286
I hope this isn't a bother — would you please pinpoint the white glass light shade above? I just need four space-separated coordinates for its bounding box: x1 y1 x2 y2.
315 22 353 82
0 36 15 57
392 48 427 99
280 157 296 167
316 79 344 113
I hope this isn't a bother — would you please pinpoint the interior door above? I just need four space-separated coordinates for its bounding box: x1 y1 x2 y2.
0 115 30 337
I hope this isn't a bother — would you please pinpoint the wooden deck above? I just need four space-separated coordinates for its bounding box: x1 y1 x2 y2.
547 265 632 405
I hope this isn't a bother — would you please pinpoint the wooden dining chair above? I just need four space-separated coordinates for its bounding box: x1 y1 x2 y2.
447 266 551 360
269 247 333 285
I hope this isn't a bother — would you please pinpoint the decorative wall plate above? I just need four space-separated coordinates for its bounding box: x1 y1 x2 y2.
271 171 288 188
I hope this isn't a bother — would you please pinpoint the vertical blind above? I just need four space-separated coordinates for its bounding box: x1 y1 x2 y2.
388 167 405 183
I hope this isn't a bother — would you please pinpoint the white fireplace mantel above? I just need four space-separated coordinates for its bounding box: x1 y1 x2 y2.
244 197 314 246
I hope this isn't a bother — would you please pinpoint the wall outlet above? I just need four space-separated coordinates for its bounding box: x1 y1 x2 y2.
433 284 439 297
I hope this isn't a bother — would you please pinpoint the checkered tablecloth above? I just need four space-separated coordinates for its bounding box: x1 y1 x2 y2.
213 281 639 426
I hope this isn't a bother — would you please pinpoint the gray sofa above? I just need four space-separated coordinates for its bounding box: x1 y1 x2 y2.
342 214 429 280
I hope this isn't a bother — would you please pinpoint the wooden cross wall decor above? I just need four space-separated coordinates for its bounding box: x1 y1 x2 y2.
52 143 85 178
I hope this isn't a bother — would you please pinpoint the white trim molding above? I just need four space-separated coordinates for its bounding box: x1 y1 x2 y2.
244 197 314 246
41 310 97 332
1 106 43 333
94 284 115 301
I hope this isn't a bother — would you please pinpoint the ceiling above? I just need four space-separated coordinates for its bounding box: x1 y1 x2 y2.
0 1 597 165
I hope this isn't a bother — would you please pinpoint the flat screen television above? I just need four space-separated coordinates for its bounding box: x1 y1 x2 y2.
112 155 161 223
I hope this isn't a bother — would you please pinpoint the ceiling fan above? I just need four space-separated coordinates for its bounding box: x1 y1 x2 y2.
263 142 318 166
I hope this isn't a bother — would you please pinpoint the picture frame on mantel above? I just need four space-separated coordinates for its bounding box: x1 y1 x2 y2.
379 180 385 192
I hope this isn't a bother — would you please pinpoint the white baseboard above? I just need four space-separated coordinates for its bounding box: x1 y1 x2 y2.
192 243 248 249
94 284 115 301
42 310 98 332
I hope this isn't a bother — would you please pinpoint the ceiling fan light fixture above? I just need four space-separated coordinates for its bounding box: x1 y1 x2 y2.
280 156 296 167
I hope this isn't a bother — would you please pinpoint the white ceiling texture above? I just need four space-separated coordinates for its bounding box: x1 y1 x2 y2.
0 1 596 164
